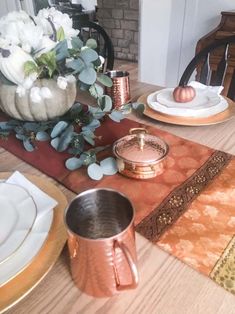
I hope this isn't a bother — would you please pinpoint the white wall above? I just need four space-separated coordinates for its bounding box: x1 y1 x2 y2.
139 0 172 86
139 0 235 87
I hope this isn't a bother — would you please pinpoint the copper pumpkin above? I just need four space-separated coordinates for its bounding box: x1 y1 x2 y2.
173 85 196 103
113 128 169 179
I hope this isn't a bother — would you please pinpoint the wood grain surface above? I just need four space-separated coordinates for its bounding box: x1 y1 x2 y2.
2 60 235 314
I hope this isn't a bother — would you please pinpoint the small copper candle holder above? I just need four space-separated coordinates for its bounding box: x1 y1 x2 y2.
106 70 131 109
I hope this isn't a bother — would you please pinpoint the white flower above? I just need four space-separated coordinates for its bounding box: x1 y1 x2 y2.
35 8 79 39
18 23 44 52
0 11 34 46
30 87 42 103
57 76 68 90
35 36 57 57
41 87 52 99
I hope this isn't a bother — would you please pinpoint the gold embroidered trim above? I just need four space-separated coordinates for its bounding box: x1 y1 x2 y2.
135 151 232 242
210 236 235 294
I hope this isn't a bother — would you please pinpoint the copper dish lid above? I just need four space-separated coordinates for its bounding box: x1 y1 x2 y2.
113 128 169 166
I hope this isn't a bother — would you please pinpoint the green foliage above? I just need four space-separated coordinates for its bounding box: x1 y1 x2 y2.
97 74 113 87
24 61 39 76
0 101 145 178
36 50 57 78
86 38 97 49
56 27 65 41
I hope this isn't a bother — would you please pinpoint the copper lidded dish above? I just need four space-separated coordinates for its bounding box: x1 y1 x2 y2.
113 128 169 179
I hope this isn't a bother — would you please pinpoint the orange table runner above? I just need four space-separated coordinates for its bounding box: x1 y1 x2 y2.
0 117 235 295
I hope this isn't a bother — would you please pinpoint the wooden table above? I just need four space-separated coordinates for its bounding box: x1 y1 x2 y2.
3 80 235 314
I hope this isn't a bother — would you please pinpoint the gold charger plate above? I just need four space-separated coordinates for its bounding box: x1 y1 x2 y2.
138 94 235 126
0 173 68 313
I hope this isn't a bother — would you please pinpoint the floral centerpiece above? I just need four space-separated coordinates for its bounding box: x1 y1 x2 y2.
0 8 143 176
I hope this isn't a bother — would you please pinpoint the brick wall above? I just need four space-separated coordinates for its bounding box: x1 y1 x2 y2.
97 0 139 61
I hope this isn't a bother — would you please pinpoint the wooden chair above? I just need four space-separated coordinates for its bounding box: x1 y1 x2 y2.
73 20 115 72
179 35 235 100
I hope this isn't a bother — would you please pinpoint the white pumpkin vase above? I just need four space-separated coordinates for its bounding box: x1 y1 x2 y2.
0 79 77 121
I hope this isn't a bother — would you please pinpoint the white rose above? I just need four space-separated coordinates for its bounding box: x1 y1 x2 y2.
18 23 44 52
35 36 57 56
35 8 79 39
0 11 35 46
57 76 68 90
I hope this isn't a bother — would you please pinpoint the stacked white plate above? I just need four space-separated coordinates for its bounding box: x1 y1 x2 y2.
147 88 228 118
0 172 56 287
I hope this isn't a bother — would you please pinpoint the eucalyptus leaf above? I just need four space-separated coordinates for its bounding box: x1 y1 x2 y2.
80 152 96 165
79 82 90 91
79 67 97 85
85 38 97 49
55 40 69 61
36 131 50 141
57 125 74 152
108 110 125 122
89 84 104 98
100 157 118 175
66 58 84 73
120 103 132 114
80 48 99 64
16 134 26 140
87 163 103 180
97 74 113 87
23 139 35 152
82 119 100 131
51 137 60 150
71 37 83 49
83 134 95 146
132 102 145 114
51 121 68 138
98 95 112 112
65 157 83 170
0 122 14 131
24 122 40 131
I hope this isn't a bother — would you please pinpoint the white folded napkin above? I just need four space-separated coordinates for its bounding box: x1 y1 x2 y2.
189 81 224 95
6 171 58 219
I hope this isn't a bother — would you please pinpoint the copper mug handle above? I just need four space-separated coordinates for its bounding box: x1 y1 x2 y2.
113 240 139 291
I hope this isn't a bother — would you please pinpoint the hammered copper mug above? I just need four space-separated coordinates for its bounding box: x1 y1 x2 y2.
65 188 139 297
105 70 131 109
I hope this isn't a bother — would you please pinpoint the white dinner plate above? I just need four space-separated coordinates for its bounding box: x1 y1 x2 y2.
0 183 37 264
0 174 55 287
147 88 229 118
